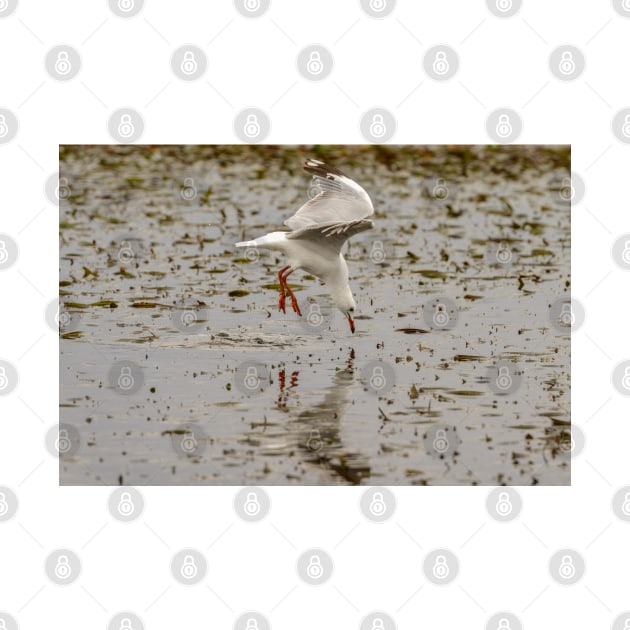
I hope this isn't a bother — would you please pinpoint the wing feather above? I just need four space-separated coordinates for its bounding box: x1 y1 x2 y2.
284 159 374 231
286 218 374 254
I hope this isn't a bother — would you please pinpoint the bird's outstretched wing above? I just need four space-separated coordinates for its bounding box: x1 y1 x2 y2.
284 159 374 232
286 218 374 254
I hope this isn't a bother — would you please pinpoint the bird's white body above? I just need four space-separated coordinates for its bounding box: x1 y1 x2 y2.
235 159 374 332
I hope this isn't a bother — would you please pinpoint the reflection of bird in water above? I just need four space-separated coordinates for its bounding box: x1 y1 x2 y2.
276 368 299 411
236 159 375 333
276 349 370 484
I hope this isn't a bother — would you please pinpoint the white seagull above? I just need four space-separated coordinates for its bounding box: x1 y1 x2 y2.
236 159 374 333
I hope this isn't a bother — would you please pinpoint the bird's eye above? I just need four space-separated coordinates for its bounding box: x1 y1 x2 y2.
348 307 355 312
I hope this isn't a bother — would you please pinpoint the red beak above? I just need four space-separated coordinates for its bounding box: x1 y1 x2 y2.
347 313 355 334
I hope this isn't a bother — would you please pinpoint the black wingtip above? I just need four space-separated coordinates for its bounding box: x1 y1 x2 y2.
303 159 348 179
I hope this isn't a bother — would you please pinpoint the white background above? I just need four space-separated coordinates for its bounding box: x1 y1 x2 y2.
1 0 629 628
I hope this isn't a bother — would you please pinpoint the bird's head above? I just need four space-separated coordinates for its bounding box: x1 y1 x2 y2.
333 285 356 334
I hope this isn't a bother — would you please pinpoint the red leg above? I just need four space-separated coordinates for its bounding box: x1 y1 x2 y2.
277 266 290 314
277 368 287 410
280 268 302 316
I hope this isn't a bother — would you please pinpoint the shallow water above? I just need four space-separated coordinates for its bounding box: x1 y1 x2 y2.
59 145 571 485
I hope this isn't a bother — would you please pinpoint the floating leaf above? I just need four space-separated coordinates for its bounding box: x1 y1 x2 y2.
63 302 90 309
396 328 429 334
61 331 83 339
450 390 484 396
453 354 487 362
90 300 118 308
415 269 447 279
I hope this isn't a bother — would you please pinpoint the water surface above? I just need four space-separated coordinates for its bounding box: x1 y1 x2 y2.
59 145 571 485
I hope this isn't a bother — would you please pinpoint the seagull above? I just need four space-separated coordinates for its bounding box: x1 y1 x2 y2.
235 159 374 333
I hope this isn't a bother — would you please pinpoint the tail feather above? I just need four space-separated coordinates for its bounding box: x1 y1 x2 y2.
235 231 288 250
